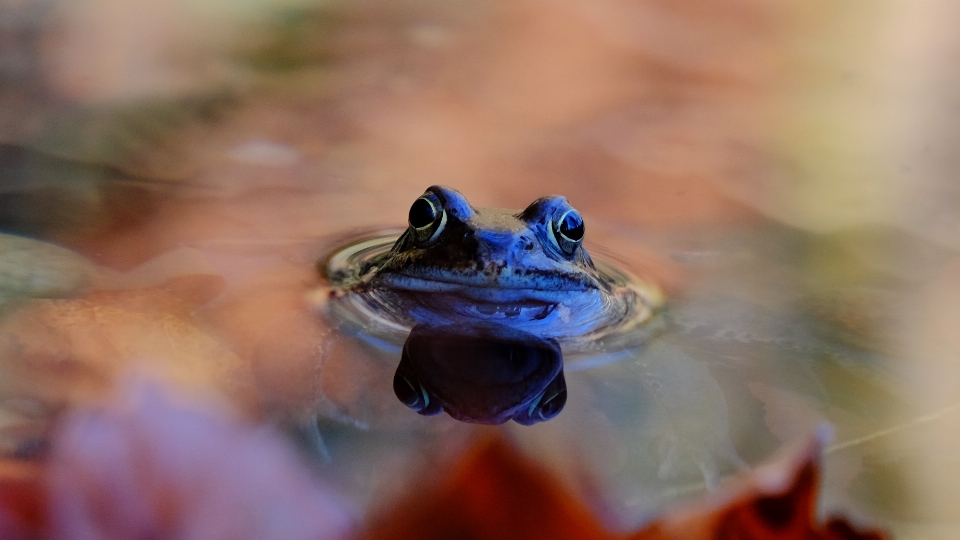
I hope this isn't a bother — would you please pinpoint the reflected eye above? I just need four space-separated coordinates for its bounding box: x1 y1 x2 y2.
535 386 567 419
513 370 567 425
394 348 443 416
393 370 443 416
408 194 447 245
549 208 584 256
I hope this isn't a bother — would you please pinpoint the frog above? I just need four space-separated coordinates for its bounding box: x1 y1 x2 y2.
321 185 660 424
333 185 657 340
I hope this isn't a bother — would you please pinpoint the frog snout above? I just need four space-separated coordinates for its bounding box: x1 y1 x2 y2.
474 230 534 262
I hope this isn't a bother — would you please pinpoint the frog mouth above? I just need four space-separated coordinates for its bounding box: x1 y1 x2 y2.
372 272 598 303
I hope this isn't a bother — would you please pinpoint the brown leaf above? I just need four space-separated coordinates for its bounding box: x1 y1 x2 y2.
632 439 889 540
361 437 889 540
358 437 616 540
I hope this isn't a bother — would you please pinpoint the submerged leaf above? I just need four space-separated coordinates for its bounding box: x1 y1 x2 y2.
0 277 256 459
0 233 97 305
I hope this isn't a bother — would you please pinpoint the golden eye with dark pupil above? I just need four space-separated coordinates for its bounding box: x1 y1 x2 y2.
409 197 438 229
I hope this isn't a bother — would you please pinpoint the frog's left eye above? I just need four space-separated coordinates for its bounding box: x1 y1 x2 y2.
408 193 447 244
549 209 584 256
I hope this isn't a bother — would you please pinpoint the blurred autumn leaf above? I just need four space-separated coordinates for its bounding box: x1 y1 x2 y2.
0 460 44 538
360 437 888 540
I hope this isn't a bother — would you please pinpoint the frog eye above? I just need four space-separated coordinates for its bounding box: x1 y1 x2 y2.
408 194 447 244
549 209 585 256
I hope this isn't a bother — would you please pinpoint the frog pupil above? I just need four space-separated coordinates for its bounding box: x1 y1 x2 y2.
558 211 584 242
409 198 437 229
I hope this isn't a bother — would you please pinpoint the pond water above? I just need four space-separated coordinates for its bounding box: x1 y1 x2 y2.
295 216 908 526
0 153 948 534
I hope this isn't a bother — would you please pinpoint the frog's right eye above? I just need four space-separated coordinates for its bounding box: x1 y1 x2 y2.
408 193 447 244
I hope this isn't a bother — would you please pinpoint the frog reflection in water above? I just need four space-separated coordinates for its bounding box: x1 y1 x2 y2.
329 186 655 425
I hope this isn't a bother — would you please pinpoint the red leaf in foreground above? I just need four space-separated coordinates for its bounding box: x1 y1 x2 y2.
0 460 45 540
361 437 890 540
635 438 890 540
358 438 616 540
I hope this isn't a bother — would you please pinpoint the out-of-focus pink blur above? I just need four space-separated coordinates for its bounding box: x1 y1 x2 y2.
38 379 350 540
